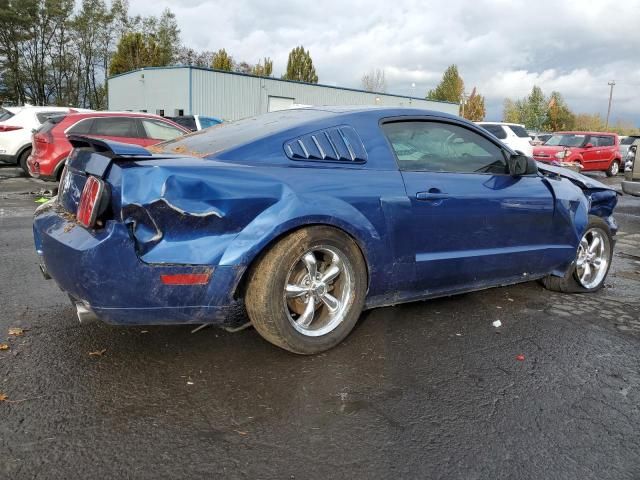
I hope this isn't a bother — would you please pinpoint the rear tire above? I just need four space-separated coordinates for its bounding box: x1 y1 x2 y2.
245 226 367 354
606 159 620 177
542 216 613 293
18 148 31 176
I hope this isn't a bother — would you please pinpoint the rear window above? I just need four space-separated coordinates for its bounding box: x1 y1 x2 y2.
36 111 66 124
141 119 185 141
149 109 332 157
479 124 507 140
0 108 15 122
37 114 67 134
506 125 530 138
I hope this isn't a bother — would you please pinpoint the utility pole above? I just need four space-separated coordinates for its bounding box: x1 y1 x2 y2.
461 91 468 118
605 80 616 129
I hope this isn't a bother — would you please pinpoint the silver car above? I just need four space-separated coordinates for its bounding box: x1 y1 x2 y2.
619 135 640 164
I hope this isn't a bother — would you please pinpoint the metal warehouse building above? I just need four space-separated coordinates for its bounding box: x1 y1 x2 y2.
107 66 458 121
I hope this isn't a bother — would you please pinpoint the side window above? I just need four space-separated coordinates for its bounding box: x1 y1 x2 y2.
588 136 599 147
141 119 185 141
598 136 614 147
383 121 507 174
480 124 507 140
67 119 93 135
91 117 139 137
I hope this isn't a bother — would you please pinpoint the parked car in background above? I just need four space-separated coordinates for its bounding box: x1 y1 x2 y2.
619 135 640 162
476 122 533 156
530 133 552 145
533 132 622 176
166 115 223 132
0 105 91 173
27 112 189 181
33 107 618 354
622 139 640 196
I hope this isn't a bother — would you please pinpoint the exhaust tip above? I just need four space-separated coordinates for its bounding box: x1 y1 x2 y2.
75 302 98 323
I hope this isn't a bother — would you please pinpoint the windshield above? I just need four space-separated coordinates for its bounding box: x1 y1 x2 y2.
545 134 586 147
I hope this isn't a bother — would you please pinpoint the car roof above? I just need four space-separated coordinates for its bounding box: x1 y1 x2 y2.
476 121 525 127
554 131 617 135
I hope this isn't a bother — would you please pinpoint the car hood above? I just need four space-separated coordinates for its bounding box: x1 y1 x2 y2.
536 162 616 192
533 145 564 155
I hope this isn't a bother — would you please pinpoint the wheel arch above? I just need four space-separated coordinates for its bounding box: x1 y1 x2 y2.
232 221 372 301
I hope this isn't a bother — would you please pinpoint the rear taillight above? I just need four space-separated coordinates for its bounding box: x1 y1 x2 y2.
34 132 52 144
0 125 22 132
77 176 105 228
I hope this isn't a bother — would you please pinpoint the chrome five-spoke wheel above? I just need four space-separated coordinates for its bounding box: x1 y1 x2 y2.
575 228 611 289
284 247 354 336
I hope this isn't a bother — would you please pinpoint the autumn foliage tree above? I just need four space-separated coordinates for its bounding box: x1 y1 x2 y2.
109 32 162 76
282 46 318 83
251 57 273 77
462 87 486 121
211 48 233 71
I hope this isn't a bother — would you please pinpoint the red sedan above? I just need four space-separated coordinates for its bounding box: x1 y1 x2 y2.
27 112 190 181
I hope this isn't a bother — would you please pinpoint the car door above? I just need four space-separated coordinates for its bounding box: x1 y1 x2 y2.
597 135 616 169
89 117 143 145
381 119 557 294
581 135 601 170
140 119 187 145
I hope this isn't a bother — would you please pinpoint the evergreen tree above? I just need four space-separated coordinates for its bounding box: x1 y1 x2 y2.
109 32 162 76
426 64 464 103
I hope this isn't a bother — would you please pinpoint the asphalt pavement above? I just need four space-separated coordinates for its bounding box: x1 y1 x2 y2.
1 165 639 479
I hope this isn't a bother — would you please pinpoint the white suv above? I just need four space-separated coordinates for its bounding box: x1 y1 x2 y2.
0 106 90 173
476 122 534 157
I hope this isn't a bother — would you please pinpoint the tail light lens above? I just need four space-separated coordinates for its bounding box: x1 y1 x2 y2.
77 176 105 228
34 132 52 144
0 125 22 132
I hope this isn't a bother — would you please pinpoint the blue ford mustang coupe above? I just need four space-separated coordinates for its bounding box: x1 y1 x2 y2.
33 107 618 354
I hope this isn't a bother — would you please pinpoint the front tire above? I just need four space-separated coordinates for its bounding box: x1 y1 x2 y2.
245 226 367 354
606 159 620 177
542 216 613 293
18 148 31 176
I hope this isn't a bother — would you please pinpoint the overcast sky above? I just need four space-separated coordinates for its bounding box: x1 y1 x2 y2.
130 0 640 124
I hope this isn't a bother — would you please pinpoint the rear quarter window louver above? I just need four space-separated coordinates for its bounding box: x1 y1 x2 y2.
284 126 367 163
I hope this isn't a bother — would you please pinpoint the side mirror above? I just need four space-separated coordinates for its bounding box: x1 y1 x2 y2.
507 154 538 176
584 143 593 148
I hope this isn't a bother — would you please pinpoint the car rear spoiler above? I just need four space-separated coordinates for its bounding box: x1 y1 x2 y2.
68 135 152 157
65 135 155 179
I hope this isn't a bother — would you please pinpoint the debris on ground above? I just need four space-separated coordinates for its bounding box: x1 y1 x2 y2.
492 320 502 328
8 327 25 336
0 393 7 401
515 354 525 361
88 349 107 356
0 343 9 350
191 324 211 334
34 197 49 204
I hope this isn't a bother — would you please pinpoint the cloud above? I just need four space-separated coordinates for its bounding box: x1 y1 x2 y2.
128 0 640 124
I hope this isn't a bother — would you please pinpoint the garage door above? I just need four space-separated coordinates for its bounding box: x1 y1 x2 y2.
268 96 295 112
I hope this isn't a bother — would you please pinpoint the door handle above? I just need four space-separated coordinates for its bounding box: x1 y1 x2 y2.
416 191 449 200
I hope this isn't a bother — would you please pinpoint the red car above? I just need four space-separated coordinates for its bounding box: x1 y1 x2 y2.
27 112 190 180
533 131 622 176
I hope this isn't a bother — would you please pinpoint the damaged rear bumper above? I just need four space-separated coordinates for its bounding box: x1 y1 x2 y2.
33 203 246 327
